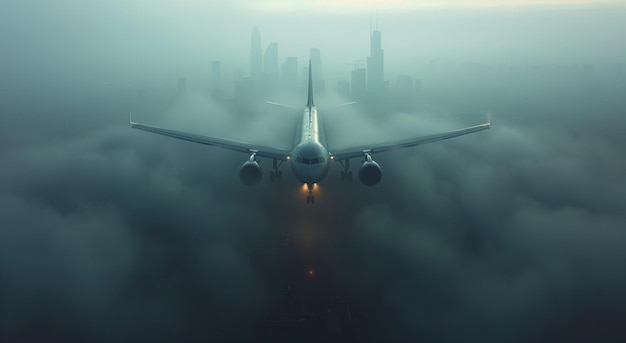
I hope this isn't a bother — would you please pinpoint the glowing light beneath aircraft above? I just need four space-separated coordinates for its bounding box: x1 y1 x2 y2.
302 183 320 191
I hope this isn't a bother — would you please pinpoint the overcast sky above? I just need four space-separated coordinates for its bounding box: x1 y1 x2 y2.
2 0 626 82
1 1 626 342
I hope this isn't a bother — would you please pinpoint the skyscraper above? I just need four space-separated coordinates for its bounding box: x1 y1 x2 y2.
211 61 221 89
351 68 366 101
367 29 385 94
210 61 223 99
264 42 279 88
234 78 256 113
250 26 262 81
309 48 325 94
281 57 298 89
309 48 321 76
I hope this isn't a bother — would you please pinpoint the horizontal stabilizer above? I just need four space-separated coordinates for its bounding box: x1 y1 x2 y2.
336 101 357 107
265 101 298 111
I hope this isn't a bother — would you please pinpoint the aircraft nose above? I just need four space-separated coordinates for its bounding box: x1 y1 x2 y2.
290 143 330 183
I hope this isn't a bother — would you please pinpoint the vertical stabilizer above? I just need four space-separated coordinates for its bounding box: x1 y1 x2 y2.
307 60 315 108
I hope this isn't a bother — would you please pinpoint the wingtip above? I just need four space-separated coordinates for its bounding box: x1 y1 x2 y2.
129 112 135 126
486 111 492 127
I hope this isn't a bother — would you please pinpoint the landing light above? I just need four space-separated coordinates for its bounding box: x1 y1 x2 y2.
301 183 320 191
330 156 334 160
287 156 291 160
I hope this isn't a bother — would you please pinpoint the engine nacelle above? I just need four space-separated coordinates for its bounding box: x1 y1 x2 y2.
239 161 262 186
359 160 382 186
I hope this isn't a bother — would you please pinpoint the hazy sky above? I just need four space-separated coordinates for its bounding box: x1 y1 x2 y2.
2 0 626 83
243 0 626 11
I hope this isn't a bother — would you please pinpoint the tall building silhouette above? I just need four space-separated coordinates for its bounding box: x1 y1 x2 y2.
309 48 325 94
351 68 366 101
367 29 385 94
281 57 298 89
250 26 262 81
210 61 224 99
264 42 279 88
310 48 321 77
234 77 257 114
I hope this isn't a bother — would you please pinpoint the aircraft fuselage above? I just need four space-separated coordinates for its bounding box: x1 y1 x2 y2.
290 106 330 185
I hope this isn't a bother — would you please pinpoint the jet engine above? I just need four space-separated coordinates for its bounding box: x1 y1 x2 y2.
239 160 262 186
359 154 382 186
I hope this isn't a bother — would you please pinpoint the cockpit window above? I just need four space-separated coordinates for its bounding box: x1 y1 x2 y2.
295 156 326 164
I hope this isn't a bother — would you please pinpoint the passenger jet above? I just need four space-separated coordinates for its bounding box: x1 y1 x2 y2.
131 61 490 203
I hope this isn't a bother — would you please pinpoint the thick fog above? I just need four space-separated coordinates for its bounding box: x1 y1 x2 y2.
1 1 626 342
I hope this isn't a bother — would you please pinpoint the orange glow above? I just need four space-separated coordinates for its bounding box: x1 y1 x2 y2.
308 269 315 277
300 183 321 194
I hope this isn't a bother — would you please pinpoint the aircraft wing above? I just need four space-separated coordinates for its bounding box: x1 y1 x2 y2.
130 115 292 161
329 119 490 161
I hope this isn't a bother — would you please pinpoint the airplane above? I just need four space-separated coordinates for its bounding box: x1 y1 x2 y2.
131 61 490 204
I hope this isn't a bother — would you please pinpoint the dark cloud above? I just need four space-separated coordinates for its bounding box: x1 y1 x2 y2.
3 75 626 342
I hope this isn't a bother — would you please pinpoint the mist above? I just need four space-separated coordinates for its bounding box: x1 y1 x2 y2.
1 1 626 342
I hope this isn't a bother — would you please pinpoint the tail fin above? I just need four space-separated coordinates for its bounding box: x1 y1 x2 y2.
306 60 314 108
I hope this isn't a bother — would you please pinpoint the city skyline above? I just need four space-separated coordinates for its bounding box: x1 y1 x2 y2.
241 25 385 98
206 23 624 105
3 3 625 87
